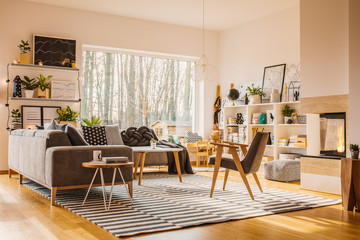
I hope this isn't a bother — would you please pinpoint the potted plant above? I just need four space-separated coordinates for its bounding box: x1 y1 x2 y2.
17 40 31 64
21 76 38 98
350 144 359 159
71 60 76 68
56 106 80 127
37 74 52 98
150 138 157 149
82 116 102 126
247 85 265 104
11 109 22 129
282 104 295 124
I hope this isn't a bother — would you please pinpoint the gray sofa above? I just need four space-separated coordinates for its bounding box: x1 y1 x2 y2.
8 129 133 205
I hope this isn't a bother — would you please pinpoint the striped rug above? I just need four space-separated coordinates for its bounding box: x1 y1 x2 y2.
24 173 341 237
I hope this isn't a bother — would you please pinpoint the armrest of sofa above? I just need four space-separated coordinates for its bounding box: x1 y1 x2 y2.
45 145 133 187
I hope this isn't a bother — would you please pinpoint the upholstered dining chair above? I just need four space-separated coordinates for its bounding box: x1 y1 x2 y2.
209 132 269 200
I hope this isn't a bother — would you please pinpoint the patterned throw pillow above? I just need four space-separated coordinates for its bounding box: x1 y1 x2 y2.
81 126 108 145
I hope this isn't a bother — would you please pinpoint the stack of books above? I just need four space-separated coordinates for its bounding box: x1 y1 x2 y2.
278 138 290 146
102 157 129 163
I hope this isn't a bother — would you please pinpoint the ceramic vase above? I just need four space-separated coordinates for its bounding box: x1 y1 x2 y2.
24 90 34 98
249 95 261 105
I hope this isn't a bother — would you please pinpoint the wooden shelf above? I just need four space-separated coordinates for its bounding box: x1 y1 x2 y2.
277 124 306 127
249 124 274 127
9 63 79 71
277 146 306 149
9 97 80 103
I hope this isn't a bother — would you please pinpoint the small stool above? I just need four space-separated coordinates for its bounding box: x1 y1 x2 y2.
264 159 300 182
82 161 133 210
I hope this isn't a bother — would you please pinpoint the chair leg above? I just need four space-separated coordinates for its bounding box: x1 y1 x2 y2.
230 148 254 200
223 169 230 190
128 181 133 198
210 146 223 198
196 155 199 167
252 173 263 193
206 154 209 167
133 153 141 179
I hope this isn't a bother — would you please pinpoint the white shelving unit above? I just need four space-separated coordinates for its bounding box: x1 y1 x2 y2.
223 101 320 160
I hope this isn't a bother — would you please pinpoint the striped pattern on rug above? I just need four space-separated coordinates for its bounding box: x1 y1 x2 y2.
24 173 341 237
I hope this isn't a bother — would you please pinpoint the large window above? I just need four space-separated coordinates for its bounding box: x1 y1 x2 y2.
82 47 196 138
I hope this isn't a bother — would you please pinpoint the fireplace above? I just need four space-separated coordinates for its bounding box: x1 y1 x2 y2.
320 112 346 158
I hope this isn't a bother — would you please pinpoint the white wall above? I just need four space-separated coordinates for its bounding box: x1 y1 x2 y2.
0 0 219 170
349 0 360 145
218 6 300 96
300 0 349 98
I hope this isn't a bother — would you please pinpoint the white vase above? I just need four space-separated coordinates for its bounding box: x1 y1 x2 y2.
151 142 156 149
249 95 261 104
24 90 34 98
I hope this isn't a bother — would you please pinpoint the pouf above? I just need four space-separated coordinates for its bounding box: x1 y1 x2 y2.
264 159 300 182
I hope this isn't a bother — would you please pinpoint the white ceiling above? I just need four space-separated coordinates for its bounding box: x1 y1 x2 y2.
25 0 299 31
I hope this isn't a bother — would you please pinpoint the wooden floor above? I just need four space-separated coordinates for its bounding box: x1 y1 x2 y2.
1 167 359 240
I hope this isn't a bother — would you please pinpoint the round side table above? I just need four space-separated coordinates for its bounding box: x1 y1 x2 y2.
82 161 133 210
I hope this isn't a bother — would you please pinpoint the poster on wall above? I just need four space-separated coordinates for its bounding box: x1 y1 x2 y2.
33 35 76 67
262 64 286 102
21 106 61 129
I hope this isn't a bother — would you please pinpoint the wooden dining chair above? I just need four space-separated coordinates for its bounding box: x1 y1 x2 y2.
196 140 209 167
209 132 269 200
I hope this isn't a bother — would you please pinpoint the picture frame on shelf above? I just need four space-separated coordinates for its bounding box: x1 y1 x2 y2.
51 80 76 100
33 34 76 67
266 110 275 124
262 64 286 102
21 105 61 129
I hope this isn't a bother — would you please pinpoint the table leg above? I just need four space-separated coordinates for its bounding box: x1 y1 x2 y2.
173 151 182 182
138 152 147 185
107 168 117 210
118 168 133 203
82 168 99 206
99 168 107 209
133 153 141 179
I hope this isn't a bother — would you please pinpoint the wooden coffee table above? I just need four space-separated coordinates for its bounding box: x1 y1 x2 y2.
82 161 133 210
131 147 183 185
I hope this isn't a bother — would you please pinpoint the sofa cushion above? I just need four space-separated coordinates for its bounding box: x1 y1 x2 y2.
82 126 108 145
65 125 89 146
105 125 124 145
46 120 68 131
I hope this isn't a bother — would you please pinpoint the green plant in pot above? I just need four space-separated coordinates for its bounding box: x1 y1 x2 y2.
350 144 359 159
247 85 265 104
21 76 38 98
282 104 295 124
56 106 80 127
82 116 102 126
17 40 31 64
11 109 22 129
37 74 52 98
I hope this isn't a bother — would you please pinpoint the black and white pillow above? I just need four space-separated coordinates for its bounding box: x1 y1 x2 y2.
81 126 108 145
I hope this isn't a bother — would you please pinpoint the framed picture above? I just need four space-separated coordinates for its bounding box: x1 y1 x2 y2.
33 34 76 67
51 80 76 99
261 64 286 102
21 106 60 129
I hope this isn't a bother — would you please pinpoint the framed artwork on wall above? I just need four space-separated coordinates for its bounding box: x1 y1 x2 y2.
51 80 76 99
261 64 286 102
33 35 76 67
21 106 61 129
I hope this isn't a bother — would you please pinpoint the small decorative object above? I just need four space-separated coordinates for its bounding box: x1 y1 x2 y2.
71 60 76 68
21 76 38 98
11 109 22 129
270 89 280 103
150 138 157 149
247 85 265 104
93 150 102 161
82 116 102 126
350 144 359 159
282 104 295 124
236 113 244 124
17 40 31 64
244 93 249 105
288 81 301 102
12 75 22 97
62 58 70 67
266 110 274 124
252 113 261 124
38 61 43 66
34 35 76 67
37 74 52 98
291 113 298 124
227 88 240 106
227 117 237 125
210 130 221 141
283 83 288 102
259 113 266 124
56 106 80 127
262 64 286 102
297 115 307 124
